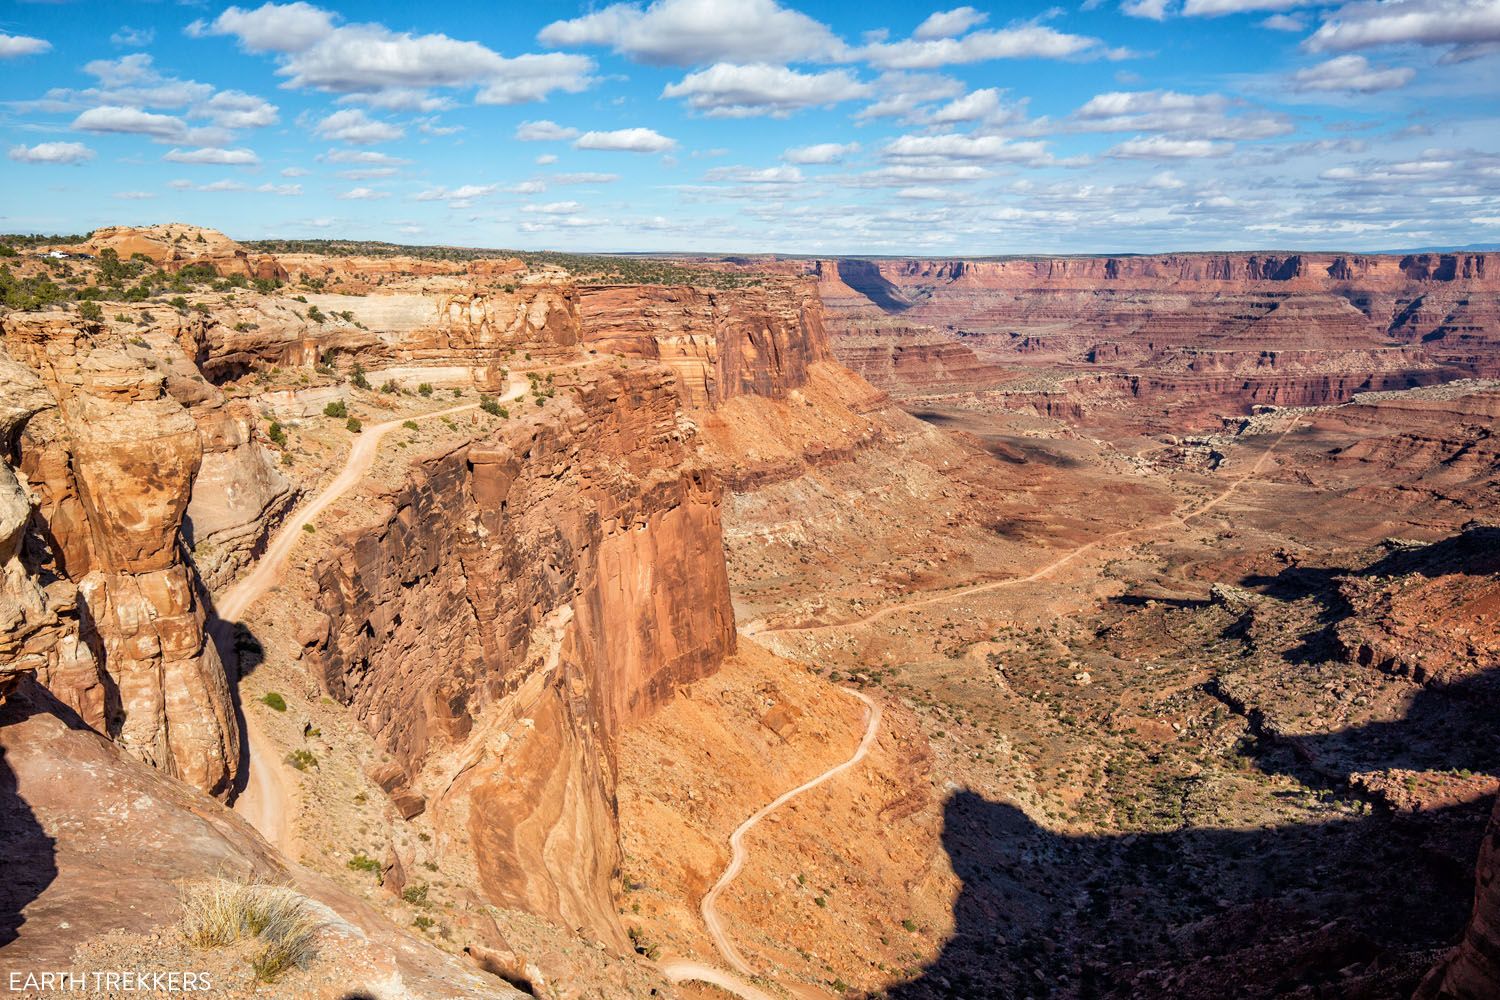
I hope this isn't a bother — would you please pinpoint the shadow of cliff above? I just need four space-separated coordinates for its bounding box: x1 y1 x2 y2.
879 600 1498 997
0 680 67 950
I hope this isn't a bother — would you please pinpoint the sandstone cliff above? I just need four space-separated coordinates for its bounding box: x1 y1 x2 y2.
577 280 829 409
298 366 735 945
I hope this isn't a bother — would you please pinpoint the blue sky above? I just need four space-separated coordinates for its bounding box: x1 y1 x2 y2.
2 0 1498 253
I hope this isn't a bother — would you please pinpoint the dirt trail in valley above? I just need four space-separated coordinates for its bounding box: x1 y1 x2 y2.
219 389 521 852
663 687 882 999
750 419 1301 637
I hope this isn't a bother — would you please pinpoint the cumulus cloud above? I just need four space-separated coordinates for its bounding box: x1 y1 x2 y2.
338 186 389 199
1122 0 1172 20
1182 0 1320 14
884 132 1052 164
163 146 261 165
516 120 580 141
315 108 403 144
551 171 620 183
9 142 94 165
704 164 805 183
412 183 497 205
860 24 1120 69
855 71 967 122
1261 13 1306 30
930 87 1025 126
783 142 860 164
662 63 871 117
1293 54 1415 93
73 105 190 141
1072 90 1292 140
522 200 585 213
194 2 596 103
913 7 989 39
1306 0 1500 61
0 33 51 58
1107 136 1233 158
538 0 843 66
197 90 280 128
111 26 155 47
573 127 677 152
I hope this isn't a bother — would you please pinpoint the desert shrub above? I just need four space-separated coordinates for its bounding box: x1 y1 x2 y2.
349 364 370 390
77 300 104 322
305 304 325 324
400 883 428 906
402 420 419 431
380 379 399 394
301 523 315 533
417 383 432 397
179 878 321 983
479 395 503 416
285 749 317 771
322 400 347 418
260 692 287 712
345 416 362 433
346 854 381 875
268 421 287 447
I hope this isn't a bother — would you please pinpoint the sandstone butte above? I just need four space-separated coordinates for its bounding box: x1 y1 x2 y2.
0 224 1496 1000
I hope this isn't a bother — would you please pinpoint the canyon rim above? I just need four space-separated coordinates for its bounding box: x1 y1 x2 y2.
3 2 1500 1000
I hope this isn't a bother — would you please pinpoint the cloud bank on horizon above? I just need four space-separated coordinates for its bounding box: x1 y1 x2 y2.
1 0 1497 253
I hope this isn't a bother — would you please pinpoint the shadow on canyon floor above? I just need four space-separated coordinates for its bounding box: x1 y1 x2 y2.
0 682 68 950
883 707 1493 999
879 531 1500 1000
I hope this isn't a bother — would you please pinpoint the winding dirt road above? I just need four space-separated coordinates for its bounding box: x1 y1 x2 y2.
220 389 521 850
662 687 882 998
751 419 1301 637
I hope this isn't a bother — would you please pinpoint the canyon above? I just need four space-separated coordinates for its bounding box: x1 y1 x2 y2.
1 229 1497 1000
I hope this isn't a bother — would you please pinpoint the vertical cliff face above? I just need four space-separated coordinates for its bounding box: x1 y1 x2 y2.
0 315 271 796
1419 798 1500 1000
576 279 830 409
302 367 735 943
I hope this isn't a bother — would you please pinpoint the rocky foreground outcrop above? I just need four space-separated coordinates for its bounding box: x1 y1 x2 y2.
0 311 300 795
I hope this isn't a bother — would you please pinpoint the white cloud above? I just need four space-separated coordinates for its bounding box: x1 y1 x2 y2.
516 120 580 141
552 171 620 183
536 154 559 165
1122 0 1172 20
704 165 804 183
196 90 279 128
1072 90 1292 140
0 33 52 58
1306 0 1500 60
783 142 860 164
662 63 871 118
510 180 547 193
1293 55 1415 93
111 27 155 47
282 166 310 176
861 25 1117 69
413 184 497 205
114 190 156 200
9 142 94 165
855 71 967 122
338 186 389 200
930 87 1021 125
522 200 584 213
538 0 843 66
1261 13 1306 30
884 132 1052 164
255 182 302 195
195 3 595 103
73 105 188 140
913 7 989 39
573 127 676 152
163 147 261 165
319 148 409 165
1107 136 1233 158
315 108 403 144
190 2 337 53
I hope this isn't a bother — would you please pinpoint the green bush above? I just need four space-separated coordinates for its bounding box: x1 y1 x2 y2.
402 419 419 431
479 395 504 416
380 379 399 394
347 854 381 875
305 304 325 324
260 692 287 712
345 416 362 433
349 364 370 390
76 300 104 322
268 421 287 447
323 400 347 418
400 883 429 906
417 383 432 397
285 749 317 771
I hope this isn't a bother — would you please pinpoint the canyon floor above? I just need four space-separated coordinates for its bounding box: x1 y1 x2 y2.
2 233 1497 1000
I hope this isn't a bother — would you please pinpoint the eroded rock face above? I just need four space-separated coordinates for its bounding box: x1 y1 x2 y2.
577 280 830 409
1420 797 1500 1000
303 366 735 944
0 317 249 796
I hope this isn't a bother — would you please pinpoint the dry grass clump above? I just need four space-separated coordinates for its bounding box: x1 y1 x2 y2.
180 878 322 982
